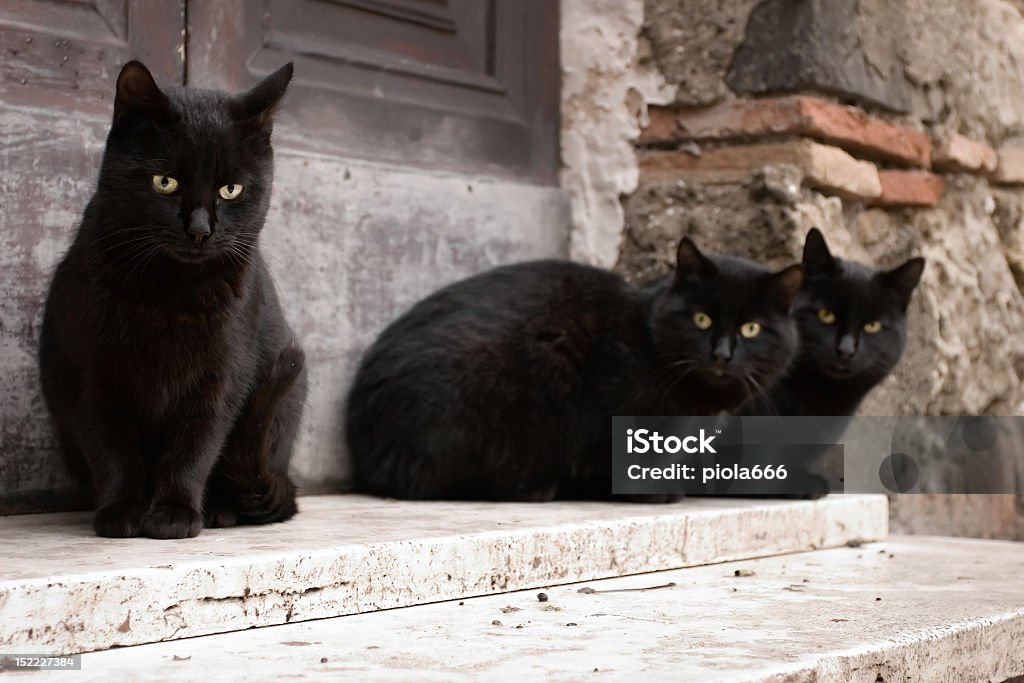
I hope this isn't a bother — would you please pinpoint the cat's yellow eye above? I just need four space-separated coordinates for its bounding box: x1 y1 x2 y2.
863 320 882 334
152 175 178 195
739 322 761 338
818 308 836 325
218 184 244 200
693 312 713 330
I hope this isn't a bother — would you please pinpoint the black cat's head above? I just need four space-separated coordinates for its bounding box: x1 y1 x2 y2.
794 228 925 383
92 61 293 265
650 238 804 410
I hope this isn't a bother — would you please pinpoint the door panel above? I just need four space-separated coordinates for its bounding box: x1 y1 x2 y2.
187 0 559 182
0 0 185 115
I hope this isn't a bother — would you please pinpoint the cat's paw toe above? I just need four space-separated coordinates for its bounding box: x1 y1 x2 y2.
791 474 831 499
204 504 238 528
93 503 146 537
142 504 202 539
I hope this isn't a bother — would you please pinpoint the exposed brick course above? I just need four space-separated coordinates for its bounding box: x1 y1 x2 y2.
933 134 998 174
639 140 882 200
873 171 946 207
642 96 931 168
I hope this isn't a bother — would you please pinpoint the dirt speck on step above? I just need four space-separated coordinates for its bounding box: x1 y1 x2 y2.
116 612 131 633
734 569 755 577
172 655 191 662
537 592 548 602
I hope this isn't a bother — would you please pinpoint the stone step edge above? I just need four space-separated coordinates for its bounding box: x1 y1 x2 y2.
1 494 887 654
51 536 1023 683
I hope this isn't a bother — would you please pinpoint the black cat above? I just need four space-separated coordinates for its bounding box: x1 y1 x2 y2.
345 238 803 501
748 228 925 416
39 61 307 539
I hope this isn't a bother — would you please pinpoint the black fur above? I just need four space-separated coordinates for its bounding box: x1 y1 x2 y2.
345 238 803 502
749 228 925 416
39 61 306 538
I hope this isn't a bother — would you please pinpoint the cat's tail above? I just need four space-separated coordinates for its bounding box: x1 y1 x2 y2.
214 341 306 525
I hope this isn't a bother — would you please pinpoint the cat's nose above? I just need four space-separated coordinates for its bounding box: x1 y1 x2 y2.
836 334 857 360
187 207 212 243
711 337 733 363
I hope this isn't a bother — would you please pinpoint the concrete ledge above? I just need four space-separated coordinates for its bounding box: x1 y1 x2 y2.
0 494 887 653
50 536 1024 682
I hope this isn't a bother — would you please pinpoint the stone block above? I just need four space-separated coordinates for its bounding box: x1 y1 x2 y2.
726 0 911 113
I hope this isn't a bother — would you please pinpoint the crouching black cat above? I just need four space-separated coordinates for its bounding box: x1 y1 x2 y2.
345 238 804 502
735 229 926 499
39 61 306 538
748 228 925 417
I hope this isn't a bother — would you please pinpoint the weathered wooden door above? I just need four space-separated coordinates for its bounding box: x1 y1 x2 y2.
186 0 558 180
0 0 565 513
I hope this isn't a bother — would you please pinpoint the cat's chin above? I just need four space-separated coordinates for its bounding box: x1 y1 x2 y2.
690 369 750 400
162 243 221 265
695 368 744 385
819 363 859 380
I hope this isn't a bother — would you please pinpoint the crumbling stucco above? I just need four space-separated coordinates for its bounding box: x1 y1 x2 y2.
644 0 761 107
900 0 1024 141
854 181 1024 417
560 0 675 268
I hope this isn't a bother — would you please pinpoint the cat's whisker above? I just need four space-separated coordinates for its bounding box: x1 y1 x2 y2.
92 240 160 284
122 244 164 287
117 243 163 287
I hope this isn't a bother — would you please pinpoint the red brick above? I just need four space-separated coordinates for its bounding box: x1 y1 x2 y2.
992 144 1024 184
872 170 945 207
641 107 679 144
639 140 882 200
933 133 998 174
640 96 932 168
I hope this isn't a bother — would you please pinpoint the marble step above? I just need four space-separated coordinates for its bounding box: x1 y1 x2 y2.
22 536 1024 683
0 494 886 654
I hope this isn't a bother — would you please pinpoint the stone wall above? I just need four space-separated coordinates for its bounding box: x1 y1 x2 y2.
562 0 1024 538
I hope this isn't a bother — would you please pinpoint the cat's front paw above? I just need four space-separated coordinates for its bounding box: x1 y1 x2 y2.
204 502 238 528
93 503 147 537
795 474 831 500
142 504 203 539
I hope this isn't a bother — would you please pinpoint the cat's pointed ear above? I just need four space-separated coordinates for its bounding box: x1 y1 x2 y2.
231 63 294 130
764 264 805 311
881 257 925 309
803 228 836 274
675 237 717 283
114 61 170 123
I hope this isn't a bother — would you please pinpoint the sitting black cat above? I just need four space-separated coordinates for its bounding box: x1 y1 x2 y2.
746 228 925 416
345 238 803 502
39 61 307 538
